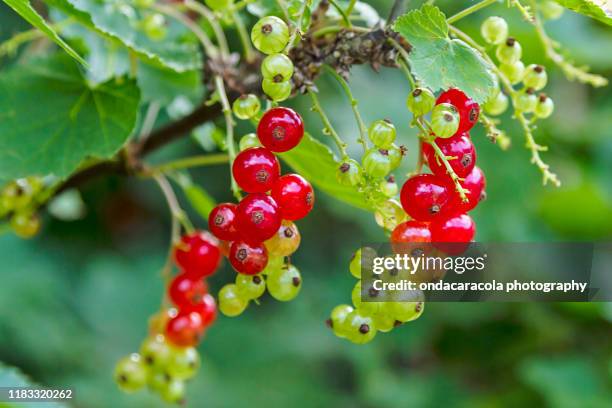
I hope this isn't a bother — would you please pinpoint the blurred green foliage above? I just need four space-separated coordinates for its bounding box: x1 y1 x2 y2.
1 0 611 407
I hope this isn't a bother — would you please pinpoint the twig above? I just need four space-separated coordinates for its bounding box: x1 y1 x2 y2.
149 154 229 173
307 88 349 158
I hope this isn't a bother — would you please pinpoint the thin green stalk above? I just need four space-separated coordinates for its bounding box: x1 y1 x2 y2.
345 0 358 16
284 0 313 53
152 154 229 173
328 0 352 27
184 0 230 56
447 0 497 24
232 10 256 62
426 138 469 201
387 37 416 88
215 75 242 200
307 88 348 159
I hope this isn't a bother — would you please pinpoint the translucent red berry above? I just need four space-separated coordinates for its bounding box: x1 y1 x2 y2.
208 203 239 241
187 293 217 328
422 132 476 179
229 240 268 275
431 213 475 255
257 107 304 152
446 166 486 214
390 221 432 243
400 174 451 221
436 88 480 134
173 231 221 278
271 174 314 221
165 311 204 347
236 193 282 243
232 147 280 193
168 273 208 310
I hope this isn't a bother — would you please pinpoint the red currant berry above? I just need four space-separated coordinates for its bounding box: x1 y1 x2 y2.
208 203 239 241
165 310 204 347
400 174 451 221
436 88 480 134
236 193 282 243
446 166 486 214
173 231 221 278
390 220 432 256
257 107 304 152
431 213 475 255
229 240 268 275
187 293 217 328
422 132 476 179
271 174 314 221
232 147 280 193
168 273 208 310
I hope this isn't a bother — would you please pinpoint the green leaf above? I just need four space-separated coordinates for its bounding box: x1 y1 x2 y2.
0 54 140 184
2 0 86 65
392 5 496 103
553 0 612 26
137 63 203 105
280 133 370 211
0 362 67 407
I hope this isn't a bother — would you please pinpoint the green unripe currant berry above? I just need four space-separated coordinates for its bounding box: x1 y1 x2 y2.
232 94 261 120
387 144 405 170
336 159 363 186
368 119 396 148
328 304 354 339
362 148 392 178
380 175 398 197
114 354 147 393
267 264 302 302
239 133 261 151
388 299 425 322
480 16 508 45
140 335 172 369
431 103 460 139
11 212 40 239
204 0 233 12
523 64 548 90
540 0 564 20
499 60 526 85
261 53 294 82
351 280 381 316
345 309 377 344
262 78 292 102
235 273 266 300
496 37 522 64
142 13 167 41
349 247 377 279
218 284 248 317
406 87 436 116
166 347 200 380
535 93 554 119
147 371 171 393
262 256 284 275
251 16 289 54
372 311 396 333
513 87 538 113
484 91 509 116
159 379 186 404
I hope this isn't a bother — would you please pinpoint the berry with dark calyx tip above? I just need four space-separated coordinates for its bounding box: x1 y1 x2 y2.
267 264 302 301
232 94 261 120
540 0 564 20
407 87 435 116
484 90 509 116
328 304 354 338
159 379 186 404
513 87 538 113
265 220 301 257
262 79 292 102
496 37 522 64
368 119 396 148
2 178 37 210
388 298 425 322
436 88 480 134
431 213 476 255
187 293 217 328
232 147 280 193
261 53 294 82
445 166 486 214
422 133 476 179
388 144 406 170
209 203 239 241
229 240 268 275
140 335 172 369
218 284 248 316
236 193 281 244
114 354 147 393
236 273 266 300
251 16 289 54
363 148 392 178
523 64 548 90
430 103 460 139
204 0 232 11
351 280 380 316
380 175 398 197
239 133 261 151
400 174 451 222
168 272 208 310
257 107 304 152
349 247 377 279
336 159 363 186
535 93 555 119
480 16 508 45
345 310 377 344
11 212 40 239
147 371 171 393
499 60 526 85
271 174 314 221
173 231 221 278
165 310 204 347
142 13 167 41
166 346 200 380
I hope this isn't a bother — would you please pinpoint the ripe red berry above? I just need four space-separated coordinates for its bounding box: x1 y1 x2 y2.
422 132 476 179
390 220 432 256
400 174 451 221
232 147 280 193
173 231 221 278
168 273 208 310
436 88 480 134
209 203 239 241
186 293 217 328
431 213 475 255
446 166 486 214
257 107 304 152
229 240 268 275
236 193 282 243
271 174 314 221
165 310 204 347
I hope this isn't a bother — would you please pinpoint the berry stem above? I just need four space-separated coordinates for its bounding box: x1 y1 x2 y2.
152 172 193 241
138 102 161 142
426 138 470 202
231 10 256 63
328 0 352 27
511 0 535 22
307 88 349 159
183 0 230 56
284 0 313 53
148 154 230 173
387 37 416 89
346 0 358 16
323 65 368 153
479 113 511 149
446 0 497 24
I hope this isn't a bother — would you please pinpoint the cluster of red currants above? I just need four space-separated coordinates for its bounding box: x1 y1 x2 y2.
394 88 486 253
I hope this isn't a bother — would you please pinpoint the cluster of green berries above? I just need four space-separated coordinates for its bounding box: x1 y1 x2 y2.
0 177 44 239
251 16 293 101
480 16 554 119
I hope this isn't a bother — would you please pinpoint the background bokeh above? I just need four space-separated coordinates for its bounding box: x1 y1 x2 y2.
1 0 611 407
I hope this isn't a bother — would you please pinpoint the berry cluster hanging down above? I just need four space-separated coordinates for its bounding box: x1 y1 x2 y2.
0 177 44 239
